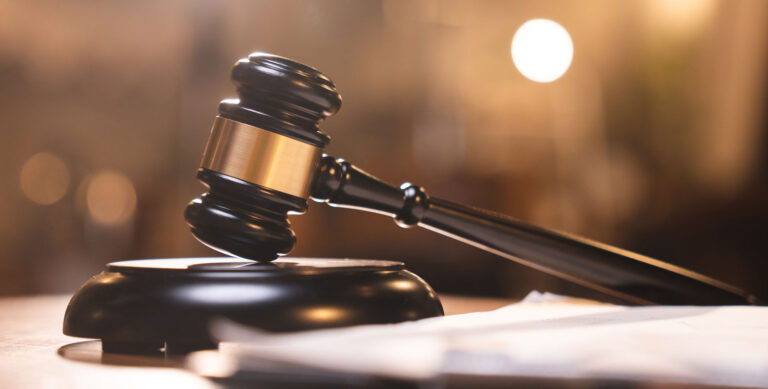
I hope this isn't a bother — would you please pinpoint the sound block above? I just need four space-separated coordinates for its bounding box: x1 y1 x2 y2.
63 258 443 354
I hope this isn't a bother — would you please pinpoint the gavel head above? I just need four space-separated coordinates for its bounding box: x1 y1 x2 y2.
184 53 341 261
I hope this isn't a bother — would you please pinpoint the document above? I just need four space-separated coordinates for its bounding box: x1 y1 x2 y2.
189 292 768 387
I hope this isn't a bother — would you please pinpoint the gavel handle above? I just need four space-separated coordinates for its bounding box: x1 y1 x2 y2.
311 156 759 305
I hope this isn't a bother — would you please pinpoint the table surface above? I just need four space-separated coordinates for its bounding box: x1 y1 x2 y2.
0 294 513 388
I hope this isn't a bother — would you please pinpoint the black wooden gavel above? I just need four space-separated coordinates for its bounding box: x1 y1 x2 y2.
185 53 759 306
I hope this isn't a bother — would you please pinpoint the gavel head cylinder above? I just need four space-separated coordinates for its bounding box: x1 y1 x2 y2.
184 53 341 261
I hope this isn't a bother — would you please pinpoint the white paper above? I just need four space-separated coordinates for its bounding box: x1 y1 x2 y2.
207 292 768 387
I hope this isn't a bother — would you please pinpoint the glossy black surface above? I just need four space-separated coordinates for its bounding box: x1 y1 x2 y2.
185 53 342 261
220 52 339 147
185 169 305 260
63 258 443 354
311 157 760 306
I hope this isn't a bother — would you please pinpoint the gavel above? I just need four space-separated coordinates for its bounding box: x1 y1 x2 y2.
185 53 758 306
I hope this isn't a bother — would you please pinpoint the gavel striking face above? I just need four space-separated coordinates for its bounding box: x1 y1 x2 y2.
185 53 758 306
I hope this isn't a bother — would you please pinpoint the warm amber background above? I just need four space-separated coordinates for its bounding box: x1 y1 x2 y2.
1 0 766 301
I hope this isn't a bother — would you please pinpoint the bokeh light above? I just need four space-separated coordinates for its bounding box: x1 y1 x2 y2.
19 152 70 205
511 19 574 83
85 170 137 225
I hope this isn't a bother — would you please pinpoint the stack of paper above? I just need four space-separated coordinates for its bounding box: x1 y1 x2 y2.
187 292 768 387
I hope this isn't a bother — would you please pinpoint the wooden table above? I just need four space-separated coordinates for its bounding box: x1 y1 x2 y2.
0 294 513 388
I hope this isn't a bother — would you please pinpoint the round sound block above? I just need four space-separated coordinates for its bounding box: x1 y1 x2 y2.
63 258 443 354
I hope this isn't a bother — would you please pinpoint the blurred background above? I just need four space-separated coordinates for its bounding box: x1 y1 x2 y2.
1 0 766 302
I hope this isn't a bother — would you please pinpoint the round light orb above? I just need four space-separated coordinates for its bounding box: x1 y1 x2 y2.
511 19 574 83
20 152 70 205
85 170 137 225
